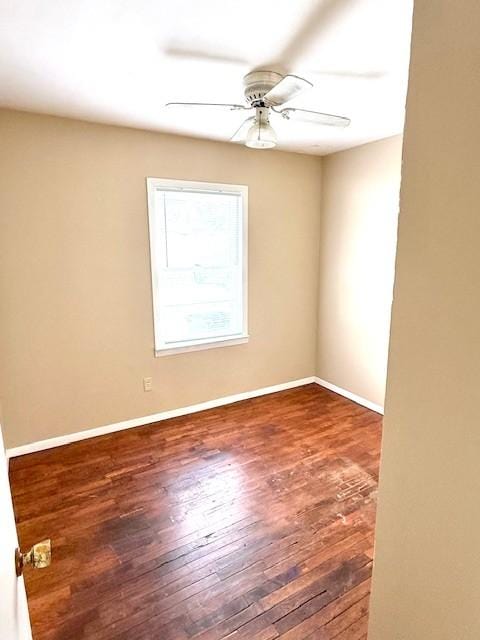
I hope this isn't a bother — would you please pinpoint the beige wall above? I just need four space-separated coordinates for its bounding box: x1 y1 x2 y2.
369 1 480 638
317 136 402 408
0 109 322 448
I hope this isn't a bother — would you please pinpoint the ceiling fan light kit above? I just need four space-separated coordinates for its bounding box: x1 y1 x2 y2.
165 69 350 150
245 108 277 149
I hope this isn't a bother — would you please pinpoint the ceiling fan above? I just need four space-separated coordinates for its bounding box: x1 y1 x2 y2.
165 70 350 149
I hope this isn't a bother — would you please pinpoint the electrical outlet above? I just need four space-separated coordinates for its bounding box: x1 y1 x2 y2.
143 377 153 392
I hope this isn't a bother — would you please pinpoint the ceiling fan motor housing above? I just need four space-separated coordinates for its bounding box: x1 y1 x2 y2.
243 70 283 107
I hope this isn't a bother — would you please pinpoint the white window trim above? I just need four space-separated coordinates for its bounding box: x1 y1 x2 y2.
146 177 249 357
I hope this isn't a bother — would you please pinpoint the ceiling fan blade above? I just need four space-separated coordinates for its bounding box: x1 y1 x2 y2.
277 107 350 127
165 47 248 68
272 0 355 68
311 69 387 80
231 116 255 142
263 75 313 107
165 102 249 111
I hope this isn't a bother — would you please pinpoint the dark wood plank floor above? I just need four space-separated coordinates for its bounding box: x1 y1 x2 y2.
9 384 382 640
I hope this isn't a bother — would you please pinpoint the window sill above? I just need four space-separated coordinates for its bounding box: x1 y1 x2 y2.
155 335 249 357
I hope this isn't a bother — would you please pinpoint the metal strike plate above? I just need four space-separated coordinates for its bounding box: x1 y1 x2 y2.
15 539 51 577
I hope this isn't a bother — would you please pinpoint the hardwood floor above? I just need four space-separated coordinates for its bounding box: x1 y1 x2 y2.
9 384 382 640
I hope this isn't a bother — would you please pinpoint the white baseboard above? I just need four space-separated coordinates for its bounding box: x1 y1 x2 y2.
6 377 316 458
314 377 384 415
6 375 383 459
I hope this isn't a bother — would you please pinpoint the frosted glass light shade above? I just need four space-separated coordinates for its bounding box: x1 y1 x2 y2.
245 120 277 149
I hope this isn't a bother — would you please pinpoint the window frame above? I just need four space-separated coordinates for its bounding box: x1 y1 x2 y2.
146 177 249 357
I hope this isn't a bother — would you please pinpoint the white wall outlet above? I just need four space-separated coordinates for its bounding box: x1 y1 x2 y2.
143 377 153 392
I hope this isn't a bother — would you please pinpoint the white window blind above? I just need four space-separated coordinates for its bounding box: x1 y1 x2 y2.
147 178 248 355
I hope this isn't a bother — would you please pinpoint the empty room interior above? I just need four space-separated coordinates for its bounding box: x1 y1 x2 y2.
2 1 480 639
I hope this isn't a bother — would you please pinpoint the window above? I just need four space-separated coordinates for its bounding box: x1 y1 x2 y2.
147 178 248 356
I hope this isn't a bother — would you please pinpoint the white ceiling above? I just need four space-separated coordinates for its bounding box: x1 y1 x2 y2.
0 0 413 155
